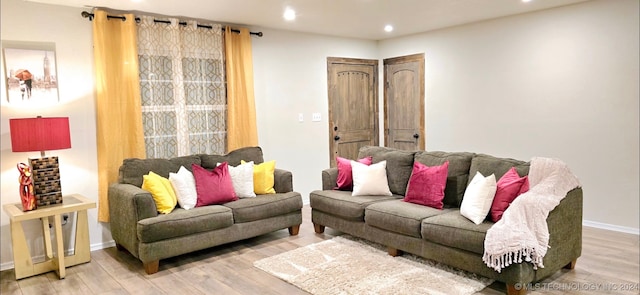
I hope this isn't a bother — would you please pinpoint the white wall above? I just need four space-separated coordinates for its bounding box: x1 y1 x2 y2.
0 0 378 269
0 0 110 270
251 29 378 203
378 0 639 231
1 0 637 270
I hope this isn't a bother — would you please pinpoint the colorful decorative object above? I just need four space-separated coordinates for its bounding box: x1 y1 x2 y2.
17 163 36 211
9 116 71 207
2 41 60 104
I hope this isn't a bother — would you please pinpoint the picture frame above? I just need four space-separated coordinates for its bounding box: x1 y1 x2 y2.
2 40 59 104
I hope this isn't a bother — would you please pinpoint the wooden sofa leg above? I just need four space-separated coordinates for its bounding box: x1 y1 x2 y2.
313 223 325 234
506 283 527 295
288 224 300 235
144 261 159 275
387 247 403 257
564 259 577 269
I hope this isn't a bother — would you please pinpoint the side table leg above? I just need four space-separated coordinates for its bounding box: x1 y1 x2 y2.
41 217 53 259
52 214 66 279
75 210 91 262
10 220 34 280
65 210 91 266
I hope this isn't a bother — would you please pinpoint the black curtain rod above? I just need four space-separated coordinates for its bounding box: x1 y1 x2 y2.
81 11 263 37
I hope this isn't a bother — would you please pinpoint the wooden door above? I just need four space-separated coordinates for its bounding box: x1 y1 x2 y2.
384 53 425 151
327 57 378 167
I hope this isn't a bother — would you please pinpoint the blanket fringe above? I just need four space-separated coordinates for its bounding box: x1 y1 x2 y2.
482 248 545 273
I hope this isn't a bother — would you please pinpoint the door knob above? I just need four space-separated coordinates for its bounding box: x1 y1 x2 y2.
413 133 419 139
334 135 341 141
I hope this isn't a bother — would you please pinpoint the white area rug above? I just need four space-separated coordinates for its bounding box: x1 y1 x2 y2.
254 236 493 295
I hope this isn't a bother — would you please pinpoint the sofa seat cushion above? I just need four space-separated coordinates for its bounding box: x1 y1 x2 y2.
310 190 398 221
137 205 233 243
222 192 302 223
365 200 453 238
421 210 493 255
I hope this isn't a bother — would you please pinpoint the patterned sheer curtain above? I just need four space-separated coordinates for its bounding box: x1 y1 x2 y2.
137 16 226 158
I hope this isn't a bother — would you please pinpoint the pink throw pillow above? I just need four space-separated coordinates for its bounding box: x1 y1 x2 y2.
519 177 530 196
192 162 238 207
489 167 529 222
403 161 449 209
335 156 372 190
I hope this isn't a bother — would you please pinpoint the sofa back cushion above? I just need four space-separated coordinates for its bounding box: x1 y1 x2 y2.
119 155 201 187
467 154 530 188
358 146 416 196
199 146 264 169
414 151 475 208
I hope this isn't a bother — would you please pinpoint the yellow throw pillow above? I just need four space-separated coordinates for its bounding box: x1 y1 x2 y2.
142 171 178 214
243 160 276 194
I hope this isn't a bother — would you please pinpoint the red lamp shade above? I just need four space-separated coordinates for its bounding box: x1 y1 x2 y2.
9 117 71 155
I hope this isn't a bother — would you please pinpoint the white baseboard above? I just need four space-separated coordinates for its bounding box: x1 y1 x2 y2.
583 220 639 235
93 240 116 251
0 240 117 272
2 222 637 272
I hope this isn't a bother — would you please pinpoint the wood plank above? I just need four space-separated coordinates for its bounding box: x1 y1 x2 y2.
47 272 93 295
0 269 22 295
1 206 638 295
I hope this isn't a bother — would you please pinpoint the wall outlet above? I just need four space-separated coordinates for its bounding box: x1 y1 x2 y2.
298 113 304 122
312 113 321 122
48 214 70 228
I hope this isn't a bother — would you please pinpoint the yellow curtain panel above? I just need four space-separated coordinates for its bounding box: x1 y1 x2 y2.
93 10 146 222
225 27 259 152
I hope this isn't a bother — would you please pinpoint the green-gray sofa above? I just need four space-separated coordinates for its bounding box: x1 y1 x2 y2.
108 146 303 274
310 146 582 295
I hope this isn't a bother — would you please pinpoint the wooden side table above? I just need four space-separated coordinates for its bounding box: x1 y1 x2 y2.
3 194 96 280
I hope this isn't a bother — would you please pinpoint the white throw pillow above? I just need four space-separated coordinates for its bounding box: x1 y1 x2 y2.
460 171 497 225
169 166 197 210
351 160 392 196
219 161 256 198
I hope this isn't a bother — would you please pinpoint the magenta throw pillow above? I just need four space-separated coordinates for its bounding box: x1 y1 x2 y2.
519 177 530 196
335 156 372 190
489 167 529 222
192 162 238 207
403 161 449 209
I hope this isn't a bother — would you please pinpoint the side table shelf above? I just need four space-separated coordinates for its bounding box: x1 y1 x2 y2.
2 194 96 280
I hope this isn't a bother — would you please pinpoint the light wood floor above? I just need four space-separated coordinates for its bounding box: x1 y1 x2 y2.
1 205 638 295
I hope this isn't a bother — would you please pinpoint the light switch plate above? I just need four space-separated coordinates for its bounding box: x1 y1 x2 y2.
312 113 321 121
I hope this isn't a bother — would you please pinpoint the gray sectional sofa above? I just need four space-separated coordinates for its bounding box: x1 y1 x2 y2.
310 146 582 295
108 146 303 274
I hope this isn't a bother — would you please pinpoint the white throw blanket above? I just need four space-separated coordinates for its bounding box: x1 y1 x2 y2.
482 157 581 273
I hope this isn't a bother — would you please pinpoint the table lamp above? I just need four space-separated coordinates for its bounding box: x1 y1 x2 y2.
9 116 71 207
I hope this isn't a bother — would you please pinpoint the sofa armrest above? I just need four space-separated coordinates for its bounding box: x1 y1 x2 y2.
274 168 293 193
322 168 338 190
108 183 158 258
537 187 583 279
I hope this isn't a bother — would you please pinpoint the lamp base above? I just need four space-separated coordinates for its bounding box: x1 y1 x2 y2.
30 156 63 207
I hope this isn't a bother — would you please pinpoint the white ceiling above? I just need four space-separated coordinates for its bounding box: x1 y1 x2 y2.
31 0 590 40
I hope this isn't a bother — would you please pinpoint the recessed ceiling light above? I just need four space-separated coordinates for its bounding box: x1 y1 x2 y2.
284 7 296 21
522 0 532 2
384 25 393 32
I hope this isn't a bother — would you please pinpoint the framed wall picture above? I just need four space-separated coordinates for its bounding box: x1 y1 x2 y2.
2 41 59 104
